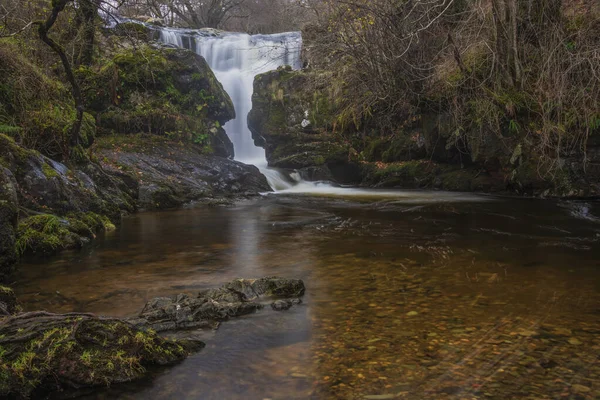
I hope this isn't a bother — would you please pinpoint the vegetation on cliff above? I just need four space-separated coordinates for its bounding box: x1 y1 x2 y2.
249 0 599 196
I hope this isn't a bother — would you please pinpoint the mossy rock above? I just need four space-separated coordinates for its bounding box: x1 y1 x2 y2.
80 44 234 157
113 22 152 40
15 212 115 257
0 285 19 315
0 313 203 398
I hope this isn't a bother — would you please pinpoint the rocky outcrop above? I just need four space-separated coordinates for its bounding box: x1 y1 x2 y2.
249 67 359 183
0 134 135 221
249 67 600 197
0 276 304 397
80 42 236 159
0 134 135 273
96 135 270 210
128 277 306 332
0 133 270 278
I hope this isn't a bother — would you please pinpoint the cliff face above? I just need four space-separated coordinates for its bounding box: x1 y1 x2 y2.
249 67 600 197
248 67 360 183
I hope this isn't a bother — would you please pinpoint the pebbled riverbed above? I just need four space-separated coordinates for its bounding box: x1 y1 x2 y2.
12 190 600 399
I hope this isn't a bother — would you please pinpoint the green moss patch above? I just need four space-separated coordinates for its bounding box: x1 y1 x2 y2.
79 44 233 155
0 314 202 398
15 212 115 256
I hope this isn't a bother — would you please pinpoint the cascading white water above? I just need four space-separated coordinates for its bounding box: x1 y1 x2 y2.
156 27 487 200
159 28 303 190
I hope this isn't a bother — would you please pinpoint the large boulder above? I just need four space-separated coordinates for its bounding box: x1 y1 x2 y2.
95 135 271 210
249 67 358 183
80 43 236 158
0 311 203 398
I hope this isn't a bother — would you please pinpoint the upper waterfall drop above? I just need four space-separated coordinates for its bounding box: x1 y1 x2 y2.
158 28 302 190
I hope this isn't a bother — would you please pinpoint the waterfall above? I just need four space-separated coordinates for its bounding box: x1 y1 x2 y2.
158 28 303 190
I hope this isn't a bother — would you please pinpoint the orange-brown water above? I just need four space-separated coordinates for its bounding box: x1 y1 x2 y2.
12 191 600 399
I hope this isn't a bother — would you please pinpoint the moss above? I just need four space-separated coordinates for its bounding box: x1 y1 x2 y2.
0 39 76 160
381 136 415 163
363 160 438 188
0 285 12 293
0 134 36 168
80 44 232 152
310 90 333 128
41 163 59 179
438 169 477 191
15 212 115 257
80 112 96 147
94 133 173 152
0 317 199 398
362 138 389 161
15 215 76 256
114 22 151 39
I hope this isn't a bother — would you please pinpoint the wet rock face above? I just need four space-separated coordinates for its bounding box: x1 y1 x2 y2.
248 67 358 184
0 135 135 221
130 277 306 332
97 136 271 210
271 298 302 311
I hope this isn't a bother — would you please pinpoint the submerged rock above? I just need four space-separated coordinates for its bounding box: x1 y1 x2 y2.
271 298 302 311
129 277 306 332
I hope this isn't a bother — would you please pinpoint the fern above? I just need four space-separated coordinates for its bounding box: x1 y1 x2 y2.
0 124 21 135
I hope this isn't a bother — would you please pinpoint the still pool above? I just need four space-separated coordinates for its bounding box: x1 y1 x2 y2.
12 190 600 399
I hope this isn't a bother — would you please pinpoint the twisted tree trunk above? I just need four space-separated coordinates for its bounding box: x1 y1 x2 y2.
35 0 84 148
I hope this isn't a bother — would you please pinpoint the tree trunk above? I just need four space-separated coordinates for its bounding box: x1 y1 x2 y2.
36 0 84 149
506 0 521 87
78 0 98 67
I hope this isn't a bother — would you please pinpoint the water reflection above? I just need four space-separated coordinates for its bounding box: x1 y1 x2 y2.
12 192 600 399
